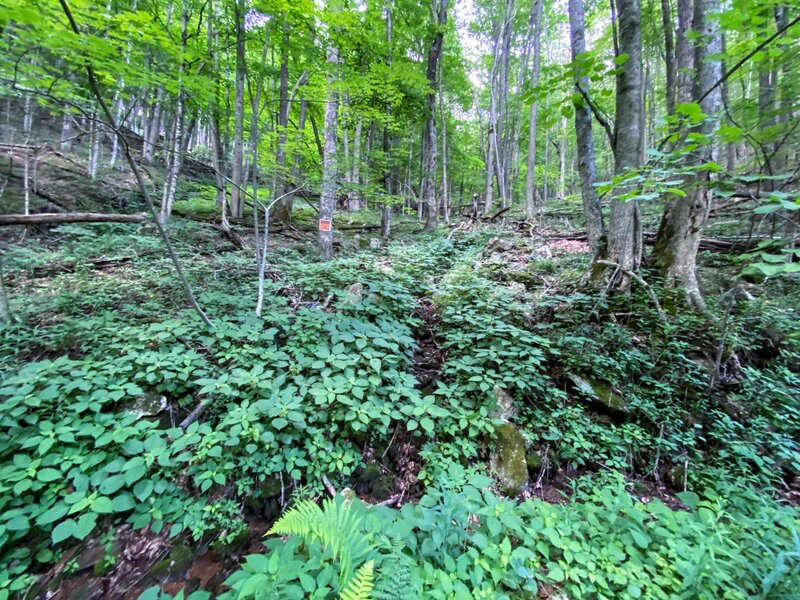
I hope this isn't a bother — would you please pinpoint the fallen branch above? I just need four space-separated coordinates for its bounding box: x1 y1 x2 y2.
0 212 146 225
481 205 511 222
179 402 207 430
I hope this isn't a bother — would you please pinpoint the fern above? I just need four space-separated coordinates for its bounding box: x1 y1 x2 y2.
268 496 372 588
340 560 375 600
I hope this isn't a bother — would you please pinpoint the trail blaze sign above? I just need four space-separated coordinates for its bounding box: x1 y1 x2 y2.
319 219 332 232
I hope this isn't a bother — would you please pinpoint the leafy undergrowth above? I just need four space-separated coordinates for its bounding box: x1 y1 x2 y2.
1 220 799 599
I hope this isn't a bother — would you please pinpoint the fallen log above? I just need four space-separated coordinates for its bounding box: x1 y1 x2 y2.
544 231 797 252
0 212 147 225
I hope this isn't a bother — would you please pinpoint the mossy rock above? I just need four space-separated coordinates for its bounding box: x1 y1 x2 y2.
371 475 395 500
149 543 193 581
526 448 543 473
490 422 529 496
260 475 282 499
211 527 250 561
568 373 630 414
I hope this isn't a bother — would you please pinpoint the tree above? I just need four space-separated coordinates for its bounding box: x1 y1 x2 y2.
524 0 544 221
422 0 448 232
568 0 604 256
651 0 723 308
596 0 644 289
319 3 340 260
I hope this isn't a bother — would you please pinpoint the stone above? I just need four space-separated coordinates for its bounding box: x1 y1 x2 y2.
211 528 250 561
344 282 365 305
490 386 517 421
369 238 382 250
127 392 167 421
260 475 282 499
567 373 630 414
490 422 529 496
149 543 193 581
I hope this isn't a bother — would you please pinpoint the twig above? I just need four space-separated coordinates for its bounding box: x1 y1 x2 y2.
595 260 668 323
321 474 336 498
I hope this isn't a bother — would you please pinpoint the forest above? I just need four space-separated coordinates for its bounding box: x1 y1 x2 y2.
0 0 799 597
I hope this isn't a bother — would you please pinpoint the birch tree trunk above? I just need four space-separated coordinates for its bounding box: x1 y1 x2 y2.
568 0 605 255
319 21 339 260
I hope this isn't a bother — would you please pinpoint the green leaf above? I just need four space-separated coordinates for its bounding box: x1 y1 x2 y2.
112 494 137 512
91 496 114 514
38 504 69 525
677 491 700 509
74 513 97 540
37 468 62 482
52 519 77 543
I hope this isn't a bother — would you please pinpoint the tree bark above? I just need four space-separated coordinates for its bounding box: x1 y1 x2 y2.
597 0 644 289
0 212 147 225
230 0 247 218
524 0 544 220
423 0 448 232
660 0 677 115
319 15 339 260
651 0 722 308
568 0 605 256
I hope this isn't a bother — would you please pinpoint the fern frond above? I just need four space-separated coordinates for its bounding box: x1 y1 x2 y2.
266 496 371 588
340 560 374 600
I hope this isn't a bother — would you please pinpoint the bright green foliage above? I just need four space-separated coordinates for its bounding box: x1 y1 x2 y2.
268 497 372 588
223 473 800 599
339 561 374 600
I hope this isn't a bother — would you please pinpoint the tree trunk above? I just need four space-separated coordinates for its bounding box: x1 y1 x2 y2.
568 0 605 255
350 116 362 211
423 0 448 232
0 255 10 324
651 0 722 308
160 0 187 222
230 0 246 218
524 0 544 220
660 0 676 115
319 18 339 260
597 0 644 289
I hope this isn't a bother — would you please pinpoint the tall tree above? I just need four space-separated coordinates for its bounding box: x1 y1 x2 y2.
597 0 644 288
230 0 247 218
568 0 605 256
319 4 340 260
524 0 544 221
422 0 448 232
651 0 723 307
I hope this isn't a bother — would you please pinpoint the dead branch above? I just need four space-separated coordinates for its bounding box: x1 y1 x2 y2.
0 212 146 225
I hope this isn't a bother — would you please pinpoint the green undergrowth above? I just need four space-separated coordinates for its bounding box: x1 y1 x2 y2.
1 221 799 599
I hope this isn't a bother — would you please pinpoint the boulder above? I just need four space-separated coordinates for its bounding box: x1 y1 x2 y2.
490 422 529 496
568 373 630 414
489 386 517 421
344 282 365 305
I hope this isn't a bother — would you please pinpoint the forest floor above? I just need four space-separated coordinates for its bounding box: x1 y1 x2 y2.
1 163 800 599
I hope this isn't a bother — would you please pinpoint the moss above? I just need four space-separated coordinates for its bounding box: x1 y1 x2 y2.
490 423 529 496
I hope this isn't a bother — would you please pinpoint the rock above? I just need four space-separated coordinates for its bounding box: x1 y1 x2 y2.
369 238 382 250
485 236 514 254
260 475 282 499
211 528 250 560
150 543 193 581
490 423 529 496
127 392 167 420
355 464 394 500
344 282 365 305
567 373 630 414
490 386 517 421
526 448 542 473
